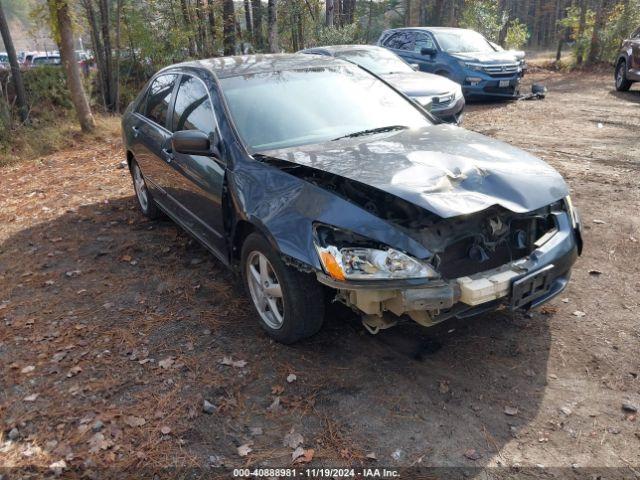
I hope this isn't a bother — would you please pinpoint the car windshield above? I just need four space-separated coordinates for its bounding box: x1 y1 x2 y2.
33 56 61 65
220 66 431 151
434 30 495 54
335 49 413 75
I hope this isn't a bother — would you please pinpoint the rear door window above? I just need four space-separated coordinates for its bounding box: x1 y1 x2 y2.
143 74 178 128
385 32 415 51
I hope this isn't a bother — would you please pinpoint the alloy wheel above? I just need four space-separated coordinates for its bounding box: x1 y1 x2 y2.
246 251 285 330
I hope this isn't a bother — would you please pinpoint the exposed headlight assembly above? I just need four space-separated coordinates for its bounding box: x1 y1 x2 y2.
314 226 439 281
564 195 580 229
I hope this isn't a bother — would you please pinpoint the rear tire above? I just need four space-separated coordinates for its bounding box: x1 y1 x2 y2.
130 159 161 219
615 60 632 92
241 233 324 344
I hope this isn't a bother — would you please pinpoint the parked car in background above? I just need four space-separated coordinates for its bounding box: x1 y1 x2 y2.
0 53 9 70
299 44 465 124
31 53 61 67
615 26 640 91
378 27 525 99
122 54 582 344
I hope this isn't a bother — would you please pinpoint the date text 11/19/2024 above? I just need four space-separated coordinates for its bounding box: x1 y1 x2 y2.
233 468 400 478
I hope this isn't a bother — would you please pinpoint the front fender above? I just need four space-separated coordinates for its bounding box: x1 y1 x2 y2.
228 158 432 271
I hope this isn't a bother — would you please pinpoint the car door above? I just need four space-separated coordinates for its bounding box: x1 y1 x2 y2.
166 73 227 258
404 32 439 73
632 28 640 78
130 73 178 202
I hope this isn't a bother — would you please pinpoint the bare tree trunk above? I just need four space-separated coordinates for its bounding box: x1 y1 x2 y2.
268 0 278 52
251 0 263 49
114 0 122 112
587 0 610 64
576 0 587 65
223 0 236 55
243 0 253 39
325 0 334 26
0 0 28 123
366 0 373 41
208 0 217 54
82 0 107 109
98 0 114 110
181 0 197 56
48 0 96 132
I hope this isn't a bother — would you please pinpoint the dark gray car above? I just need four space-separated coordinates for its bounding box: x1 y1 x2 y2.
121 54 582 344
300 44 465 124
615 26 640 91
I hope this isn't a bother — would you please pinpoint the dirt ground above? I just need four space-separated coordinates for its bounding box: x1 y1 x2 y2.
0 69 639 478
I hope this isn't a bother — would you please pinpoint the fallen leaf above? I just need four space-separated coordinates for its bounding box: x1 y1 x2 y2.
286 373 297 383
51 352 67 363
572 310 586 318
237 443 252 457
464 448 482 460
366 452 378 460
21 365 35 374
438 380 450 394
88 433 113 453
504 406 518 416
220 356 247 368
160 426 171 435
267 396 281 412
24 393 39 402
67 365 82 377
123 416 146 428
120 255 132 262
283 429 304 449
271 385 284 395
158 357 174 369
292 447 314 463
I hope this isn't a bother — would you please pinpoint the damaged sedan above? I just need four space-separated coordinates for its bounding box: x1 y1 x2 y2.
122 54 582 343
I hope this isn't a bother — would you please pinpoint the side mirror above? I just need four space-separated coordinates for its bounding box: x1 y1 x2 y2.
420 47 437 57
410 63 420 71
172 130 212 156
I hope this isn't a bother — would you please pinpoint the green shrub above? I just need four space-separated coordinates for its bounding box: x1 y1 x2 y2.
313 24 362 46
504 19 529 50
22 66 72 110
459 0 506 42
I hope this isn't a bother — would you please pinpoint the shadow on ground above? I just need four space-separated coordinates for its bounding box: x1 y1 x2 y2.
0 197 553 469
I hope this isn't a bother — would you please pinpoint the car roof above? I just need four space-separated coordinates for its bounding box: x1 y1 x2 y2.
162 53 347 79
385 27 472 34
301 44 385 55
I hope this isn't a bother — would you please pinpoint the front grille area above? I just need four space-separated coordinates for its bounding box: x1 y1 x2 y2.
416 205 560 279
484 64 519 76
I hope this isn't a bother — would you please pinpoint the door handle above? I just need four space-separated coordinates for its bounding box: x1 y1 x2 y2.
132 126 139 138
161 148 174 163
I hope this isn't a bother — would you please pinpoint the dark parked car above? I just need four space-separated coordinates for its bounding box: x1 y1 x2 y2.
299 45 465 124
122 54 582 344
615 26 640 91
378 27 525 99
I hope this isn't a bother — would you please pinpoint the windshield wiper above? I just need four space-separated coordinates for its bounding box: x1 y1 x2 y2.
332 125 408 141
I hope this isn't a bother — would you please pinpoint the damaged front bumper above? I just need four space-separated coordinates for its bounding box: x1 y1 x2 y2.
317 211 581 328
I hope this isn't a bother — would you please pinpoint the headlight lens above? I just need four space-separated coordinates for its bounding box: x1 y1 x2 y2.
458 60 484 71
316 244 439 281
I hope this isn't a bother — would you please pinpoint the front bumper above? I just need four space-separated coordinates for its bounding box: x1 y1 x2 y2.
318 211 581 326
462 72 522 99
431 96 465 124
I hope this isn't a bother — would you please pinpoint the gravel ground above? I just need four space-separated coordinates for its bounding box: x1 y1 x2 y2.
0 69 638 478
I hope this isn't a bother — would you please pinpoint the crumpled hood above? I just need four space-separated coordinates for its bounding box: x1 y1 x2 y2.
451 51 522 64
260 124 568 219
381 71 460 97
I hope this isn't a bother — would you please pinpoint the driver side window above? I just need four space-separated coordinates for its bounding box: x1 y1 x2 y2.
172 75 216 136
414 34 436 53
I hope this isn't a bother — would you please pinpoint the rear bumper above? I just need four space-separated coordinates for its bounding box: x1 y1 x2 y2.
318 211 581 326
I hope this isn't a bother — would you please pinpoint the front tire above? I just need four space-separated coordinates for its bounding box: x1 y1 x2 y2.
615 60 632 92
130 159 161 219
241 233 324 344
